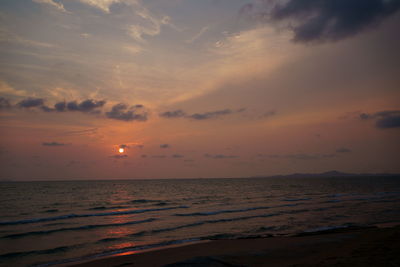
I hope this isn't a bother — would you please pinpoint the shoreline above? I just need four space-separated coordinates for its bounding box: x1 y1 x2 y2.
69 224 400 267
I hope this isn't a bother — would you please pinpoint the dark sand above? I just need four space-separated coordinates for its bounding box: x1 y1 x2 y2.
71 225 400 267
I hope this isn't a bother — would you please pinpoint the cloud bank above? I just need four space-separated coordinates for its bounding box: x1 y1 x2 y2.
105 103 148 121
360 110 400 129
242 0 400 43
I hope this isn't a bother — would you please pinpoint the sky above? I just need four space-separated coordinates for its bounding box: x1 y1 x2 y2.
0 0 399 180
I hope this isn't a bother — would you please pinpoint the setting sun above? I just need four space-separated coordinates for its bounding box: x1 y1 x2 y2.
118 148 124 153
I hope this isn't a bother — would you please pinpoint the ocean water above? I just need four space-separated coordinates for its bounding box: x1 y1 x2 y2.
1 177 400 267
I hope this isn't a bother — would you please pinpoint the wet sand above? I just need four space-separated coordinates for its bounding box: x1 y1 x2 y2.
70 225 400 267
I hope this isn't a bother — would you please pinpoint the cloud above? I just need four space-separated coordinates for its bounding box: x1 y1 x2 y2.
186 26 209 44
105 103 147 122
261 110 276 118
0 97 11 109
60 128 98 136
360 110 400 129
204 153 239 159
172 154 184 158
110 154 128 159
160 108 245 120
119 144 129 149
336 147 352 153
259 153 336 160
64 99 106 112
32 0 67 12
42 142 67 146
160 144 170 149
190 109 233 120
152 155 166 158
0 81 29 97
77 0 122 13
17 98 106 113
17 98 45 108
159 110 186 118
244 0 400 43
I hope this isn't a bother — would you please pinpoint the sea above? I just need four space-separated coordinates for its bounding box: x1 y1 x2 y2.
1 176 400 267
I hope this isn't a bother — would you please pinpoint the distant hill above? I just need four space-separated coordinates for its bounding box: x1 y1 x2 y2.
251 170 400 179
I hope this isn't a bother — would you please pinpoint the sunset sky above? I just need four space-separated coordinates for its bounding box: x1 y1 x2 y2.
1 0 399 180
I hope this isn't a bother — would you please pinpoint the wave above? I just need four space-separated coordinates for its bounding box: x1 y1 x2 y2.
129 199 165 204
174 206 271 216
32 238 201 267
283 197 312 202
1 218 157 239
43 209 59 213
126 213 281 238
0 244 82 260
87 205 129 211
174 203 303 217
0 206 188 226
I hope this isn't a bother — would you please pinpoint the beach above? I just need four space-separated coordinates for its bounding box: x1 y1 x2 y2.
71 224 400 267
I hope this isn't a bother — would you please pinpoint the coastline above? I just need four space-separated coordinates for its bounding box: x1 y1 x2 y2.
69 224 400 267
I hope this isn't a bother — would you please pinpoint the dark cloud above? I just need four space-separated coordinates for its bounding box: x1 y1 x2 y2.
53 99 106 112
0 97 11 109
360 110 400 129
141 154 147 158
42 142 67 146
74 99 106 112
110 154 128 159
160 110 186 118
54 101 67 111
23 98 106 113
336 147 352 153
244 0 400 43
190 109 233 120
160 108 245 120
204 153 239 159
119 144 129 149
105 103 147 122
18 98 45 108
160 144 170 149
172 154 184 158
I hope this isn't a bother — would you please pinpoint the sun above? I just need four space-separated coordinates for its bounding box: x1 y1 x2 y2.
118 148 125 153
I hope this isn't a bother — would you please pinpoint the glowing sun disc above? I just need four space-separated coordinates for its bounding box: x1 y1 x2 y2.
118 148 124 153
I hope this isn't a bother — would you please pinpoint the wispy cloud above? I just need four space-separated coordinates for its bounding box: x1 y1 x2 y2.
32 0 67 12
77 0 123 13
258 153 336 160
0 81 29 97
110 154 128 159
204 153 239 159
42 142 67 146
186 26 209 43
336 148 352 153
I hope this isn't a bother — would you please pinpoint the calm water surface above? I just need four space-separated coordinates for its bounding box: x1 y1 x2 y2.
1 177 400 266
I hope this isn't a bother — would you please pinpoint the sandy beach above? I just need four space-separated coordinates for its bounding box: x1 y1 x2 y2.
70 225 400 267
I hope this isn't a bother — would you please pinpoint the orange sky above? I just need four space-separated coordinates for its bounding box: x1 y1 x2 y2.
1 0 400 180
